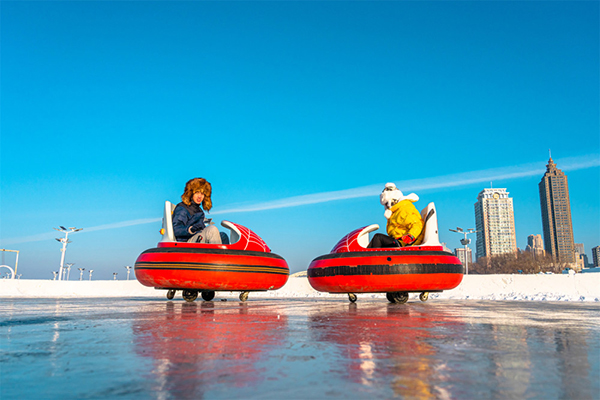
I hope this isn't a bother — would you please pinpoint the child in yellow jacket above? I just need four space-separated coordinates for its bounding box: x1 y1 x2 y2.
386 199 424 246
368 183 424 248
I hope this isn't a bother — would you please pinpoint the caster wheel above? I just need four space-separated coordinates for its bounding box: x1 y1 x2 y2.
166 289 176 300
239 291 249 302
182 290 198 302
201 291 216 301
393 292 409 304
348 293 357 303
386 292 395 303
419 292 429 302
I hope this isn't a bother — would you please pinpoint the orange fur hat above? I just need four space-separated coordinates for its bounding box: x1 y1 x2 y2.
181 177 213 211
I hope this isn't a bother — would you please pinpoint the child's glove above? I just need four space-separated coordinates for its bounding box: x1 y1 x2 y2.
190 222 206 234
190 221 206 234
189 214 206 233
401 234 415 245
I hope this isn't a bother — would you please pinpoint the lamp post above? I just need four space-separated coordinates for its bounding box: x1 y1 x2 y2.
52 271 58 280
54 227 82 281
89 270 94 281
78 268 85 281
65 263 74 281
113 273 118 280
449 227 478 275
125 266 132 280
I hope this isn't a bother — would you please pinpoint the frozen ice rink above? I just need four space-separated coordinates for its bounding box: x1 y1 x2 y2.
2 297 599 399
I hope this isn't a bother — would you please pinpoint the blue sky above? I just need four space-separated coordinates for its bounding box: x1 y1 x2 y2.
1 1 598 279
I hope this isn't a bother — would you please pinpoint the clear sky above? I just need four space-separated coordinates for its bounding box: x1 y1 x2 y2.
1 1 598 280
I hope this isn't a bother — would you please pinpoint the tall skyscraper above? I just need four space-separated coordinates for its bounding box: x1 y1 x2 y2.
539 157 576 264
474 188 517 260
525 234 545 257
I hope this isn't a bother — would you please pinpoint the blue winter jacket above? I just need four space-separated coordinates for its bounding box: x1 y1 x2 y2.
172 202 206 242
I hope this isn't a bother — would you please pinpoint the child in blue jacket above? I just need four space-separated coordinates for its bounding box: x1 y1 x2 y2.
172 178 222 243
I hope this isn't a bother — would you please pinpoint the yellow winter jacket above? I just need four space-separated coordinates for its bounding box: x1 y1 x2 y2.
386 199 424 246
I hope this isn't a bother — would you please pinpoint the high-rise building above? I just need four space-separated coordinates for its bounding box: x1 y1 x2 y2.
539 157 576 264
474 188 517 260
574 243 587 271
454 247 472 266
592 246 600 268
525 234 545 257
581 254 590 268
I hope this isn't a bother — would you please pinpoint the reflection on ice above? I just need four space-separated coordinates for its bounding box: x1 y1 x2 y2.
0 299 598 399
307 303 465 399
288 301 596 399
132 301 287 398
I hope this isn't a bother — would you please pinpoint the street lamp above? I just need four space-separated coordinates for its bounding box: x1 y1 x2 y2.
89 270 94 281
113 273 118 280
78 267 85 281
52 271 58 280
54 227 82 281
125 266 132 280
65 263 74 281
449 227 478 275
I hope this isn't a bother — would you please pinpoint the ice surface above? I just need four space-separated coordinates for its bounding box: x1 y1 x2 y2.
1 298 598 399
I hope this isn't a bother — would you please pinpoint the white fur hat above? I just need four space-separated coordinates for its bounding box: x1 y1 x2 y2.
380 182 419 219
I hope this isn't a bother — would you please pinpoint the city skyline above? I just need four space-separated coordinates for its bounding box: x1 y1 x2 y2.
466 158 593 268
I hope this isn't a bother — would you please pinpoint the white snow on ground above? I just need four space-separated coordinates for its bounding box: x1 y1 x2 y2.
0 273 598 301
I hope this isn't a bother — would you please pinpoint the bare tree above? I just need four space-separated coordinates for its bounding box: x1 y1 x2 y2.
471 251 566 274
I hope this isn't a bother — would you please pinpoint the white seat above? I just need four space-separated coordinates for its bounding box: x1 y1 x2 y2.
160 201 177 242
419 202 441 246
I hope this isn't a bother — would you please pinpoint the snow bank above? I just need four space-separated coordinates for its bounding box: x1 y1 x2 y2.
0 273 598 301
260 273 600 302
0 279 159 298
431 274 600 302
